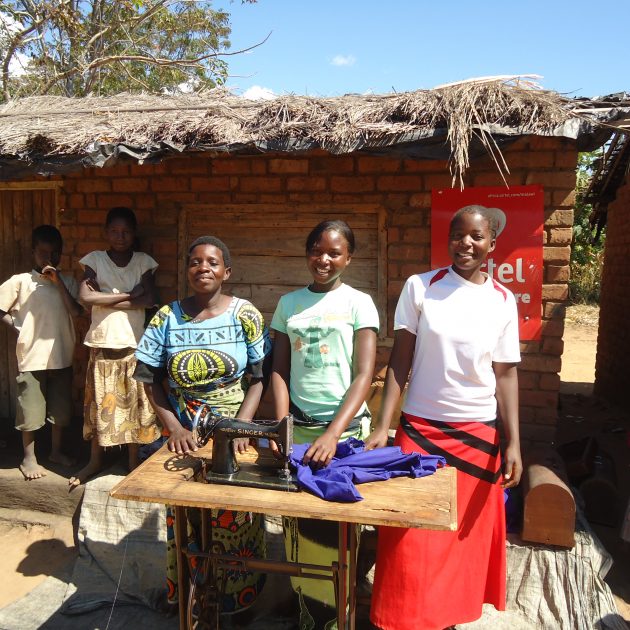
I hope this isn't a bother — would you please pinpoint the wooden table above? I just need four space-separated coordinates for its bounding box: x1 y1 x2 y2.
110 443 457 629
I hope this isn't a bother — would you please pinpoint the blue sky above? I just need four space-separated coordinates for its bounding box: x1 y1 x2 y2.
223 1 629 99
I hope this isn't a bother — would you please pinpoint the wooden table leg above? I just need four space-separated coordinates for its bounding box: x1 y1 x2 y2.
175 506 189 630
337 521 349 629
348 524 358 630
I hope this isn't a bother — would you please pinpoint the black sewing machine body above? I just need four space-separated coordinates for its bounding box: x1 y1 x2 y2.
193 412 299 492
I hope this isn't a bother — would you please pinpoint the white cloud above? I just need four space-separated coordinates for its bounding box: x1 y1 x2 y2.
331 54 356 67
241 85 276 100
8 52 29 77
1 12 30 77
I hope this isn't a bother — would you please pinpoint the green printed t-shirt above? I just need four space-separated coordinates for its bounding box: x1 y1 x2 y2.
271 283 379 422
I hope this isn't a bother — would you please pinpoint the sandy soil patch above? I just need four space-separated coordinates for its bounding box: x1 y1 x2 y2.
0 510 76 608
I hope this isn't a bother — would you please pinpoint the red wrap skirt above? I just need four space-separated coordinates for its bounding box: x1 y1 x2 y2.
370 413 506 630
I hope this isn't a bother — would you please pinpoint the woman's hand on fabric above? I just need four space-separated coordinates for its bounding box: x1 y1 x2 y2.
233 437 251 454
303 432 339 467
167 425 198 455
363 427 389 451
502 442 522 488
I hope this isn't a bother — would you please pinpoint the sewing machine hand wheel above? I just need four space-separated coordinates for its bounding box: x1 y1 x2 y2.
191 404 221 448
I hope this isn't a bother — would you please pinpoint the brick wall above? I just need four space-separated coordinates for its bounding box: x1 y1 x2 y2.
50 135 577 442
594 175 630 405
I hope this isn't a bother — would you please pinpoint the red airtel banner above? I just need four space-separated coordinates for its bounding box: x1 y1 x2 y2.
431 185 544 340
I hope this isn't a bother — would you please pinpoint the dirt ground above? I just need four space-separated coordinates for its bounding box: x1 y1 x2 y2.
0 507 76 609
560 304 600 390
0 303 628 626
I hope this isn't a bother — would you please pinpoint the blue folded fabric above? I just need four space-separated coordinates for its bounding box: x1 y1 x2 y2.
289 438 446 502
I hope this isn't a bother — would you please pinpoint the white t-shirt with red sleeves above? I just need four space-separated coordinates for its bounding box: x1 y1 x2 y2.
395 266 521 423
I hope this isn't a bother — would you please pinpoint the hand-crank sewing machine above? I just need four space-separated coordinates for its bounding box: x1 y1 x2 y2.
192 409 299 492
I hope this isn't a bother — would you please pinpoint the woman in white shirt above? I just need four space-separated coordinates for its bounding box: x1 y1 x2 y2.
367 205 522 630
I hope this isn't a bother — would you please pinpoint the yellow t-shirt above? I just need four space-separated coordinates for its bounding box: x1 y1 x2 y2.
80 251 158 349
0 270 78 371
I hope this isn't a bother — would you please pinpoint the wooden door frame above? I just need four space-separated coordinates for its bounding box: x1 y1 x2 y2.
0 182 61 422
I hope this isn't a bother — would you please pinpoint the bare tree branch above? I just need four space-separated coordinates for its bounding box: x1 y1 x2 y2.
1 0 262 99
40 31 270 96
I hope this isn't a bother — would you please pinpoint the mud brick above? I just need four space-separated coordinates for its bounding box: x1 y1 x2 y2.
211 159 252 175
112 178 149 193
358 157 401 173
311 156 354 173
190 176 232 192
542 284 569 301
403 159 449 172
331 176 374 193
543 246 571 264
506 151 554 168
548 228 573 245
240 177 282 193
377 175 423 192
552 189 576 206
268 159 309 174
542 337 564 356
76 179 111 193
544 209 574 227
409 192 432 207
286 176 327 192
539 373 561 391
546 265 570 282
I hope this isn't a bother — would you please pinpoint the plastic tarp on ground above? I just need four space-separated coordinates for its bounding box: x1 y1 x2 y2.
458 512 626 630
0 473 174 630
60 473 167 615
0 472 295 630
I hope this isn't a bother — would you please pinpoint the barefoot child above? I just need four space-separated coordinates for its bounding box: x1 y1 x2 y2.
70 207 161 487
0 225 81 480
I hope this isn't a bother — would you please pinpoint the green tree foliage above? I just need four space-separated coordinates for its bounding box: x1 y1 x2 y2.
0 0 258 100
569 151 605 304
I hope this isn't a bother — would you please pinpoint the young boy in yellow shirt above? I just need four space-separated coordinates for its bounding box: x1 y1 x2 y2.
0 225 82 479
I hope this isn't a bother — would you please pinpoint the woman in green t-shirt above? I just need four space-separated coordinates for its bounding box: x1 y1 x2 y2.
271 219 379 628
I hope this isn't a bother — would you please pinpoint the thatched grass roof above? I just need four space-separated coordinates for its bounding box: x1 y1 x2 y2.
0 78 628 184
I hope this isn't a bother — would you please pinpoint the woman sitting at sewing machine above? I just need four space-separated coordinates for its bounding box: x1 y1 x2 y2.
271 219 379 627
133 235 272 616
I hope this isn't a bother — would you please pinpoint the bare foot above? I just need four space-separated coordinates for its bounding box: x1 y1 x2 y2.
20 454 47 480
68 461 103 489
49 451 77 468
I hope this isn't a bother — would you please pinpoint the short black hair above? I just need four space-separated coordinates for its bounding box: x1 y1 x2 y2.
32 224 62 250
106 206 137 230
450 205 498 238
188 236 231 267
305 220 355 254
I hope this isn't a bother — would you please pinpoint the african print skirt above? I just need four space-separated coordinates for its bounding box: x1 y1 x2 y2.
165 378 266 613
370 413 506 630
284 416 370 630
83 347 160 446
